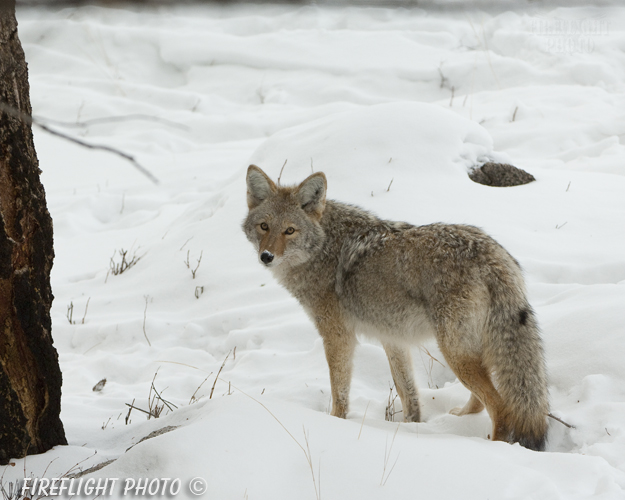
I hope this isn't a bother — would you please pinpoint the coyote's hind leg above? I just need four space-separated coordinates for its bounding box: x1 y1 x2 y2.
450 393 485 416
438 339 509 442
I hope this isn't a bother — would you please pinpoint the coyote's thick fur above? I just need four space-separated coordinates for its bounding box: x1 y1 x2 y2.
243 165 549 451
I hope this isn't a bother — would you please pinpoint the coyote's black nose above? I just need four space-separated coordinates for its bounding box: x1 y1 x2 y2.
260 251 274 265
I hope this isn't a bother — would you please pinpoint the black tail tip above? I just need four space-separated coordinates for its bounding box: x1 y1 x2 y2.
515 433 547 452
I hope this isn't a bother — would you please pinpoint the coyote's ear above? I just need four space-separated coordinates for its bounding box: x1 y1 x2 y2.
246 165 277 210
296 172 327 219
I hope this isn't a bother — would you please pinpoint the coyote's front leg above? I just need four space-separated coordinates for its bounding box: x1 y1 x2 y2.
316 315 357 419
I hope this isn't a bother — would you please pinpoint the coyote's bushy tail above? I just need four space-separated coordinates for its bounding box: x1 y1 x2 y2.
486 278 549 451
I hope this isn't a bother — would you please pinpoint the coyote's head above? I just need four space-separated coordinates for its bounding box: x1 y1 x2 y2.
243 165 327 270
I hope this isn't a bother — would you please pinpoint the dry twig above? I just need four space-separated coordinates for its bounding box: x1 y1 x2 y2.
277 159 288 185
380 424 401 486
0 99 159 184
209 351 231 399
547 412 575 429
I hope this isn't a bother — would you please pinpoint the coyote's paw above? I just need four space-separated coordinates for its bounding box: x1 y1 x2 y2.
449 406 464 416
403 410 421 423
449 395 484 416
330 402 348 419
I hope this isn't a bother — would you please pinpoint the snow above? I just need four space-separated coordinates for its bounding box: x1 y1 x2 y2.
3 2 625 499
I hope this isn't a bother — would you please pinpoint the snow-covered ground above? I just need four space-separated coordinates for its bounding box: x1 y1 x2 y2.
4 2 625 499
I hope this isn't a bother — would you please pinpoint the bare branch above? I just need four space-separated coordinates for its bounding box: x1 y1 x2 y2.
189 372 213 405
0 99 159 184
150 380 177 412
277 159 287 185
81 297 90 324
143 295 152 347
34 113 189 131
547 412 576 429
209 351 231 399
124 403 158 419
38 121 159 184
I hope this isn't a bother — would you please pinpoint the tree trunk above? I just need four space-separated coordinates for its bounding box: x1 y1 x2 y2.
0 0 67 465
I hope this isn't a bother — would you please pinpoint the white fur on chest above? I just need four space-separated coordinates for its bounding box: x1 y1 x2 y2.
347 308 436 346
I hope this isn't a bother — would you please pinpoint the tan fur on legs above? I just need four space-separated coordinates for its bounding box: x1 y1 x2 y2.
317 315 357 419
383 343 421 422
439 346 510 443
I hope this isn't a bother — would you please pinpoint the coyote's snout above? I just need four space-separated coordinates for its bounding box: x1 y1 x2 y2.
243 164 549 451
260 250 274 265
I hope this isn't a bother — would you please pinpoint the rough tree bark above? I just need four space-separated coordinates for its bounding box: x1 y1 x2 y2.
0 0 67 465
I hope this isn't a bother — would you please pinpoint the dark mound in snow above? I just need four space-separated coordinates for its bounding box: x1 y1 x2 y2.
469 162 535 187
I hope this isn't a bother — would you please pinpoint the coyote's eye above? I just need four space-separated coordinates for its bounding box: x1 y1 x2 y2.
285 227 295 235
260 222 269 231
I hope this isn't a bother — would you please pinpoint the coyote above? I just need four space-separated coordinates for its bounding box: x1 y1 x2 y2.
243 165 549 451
